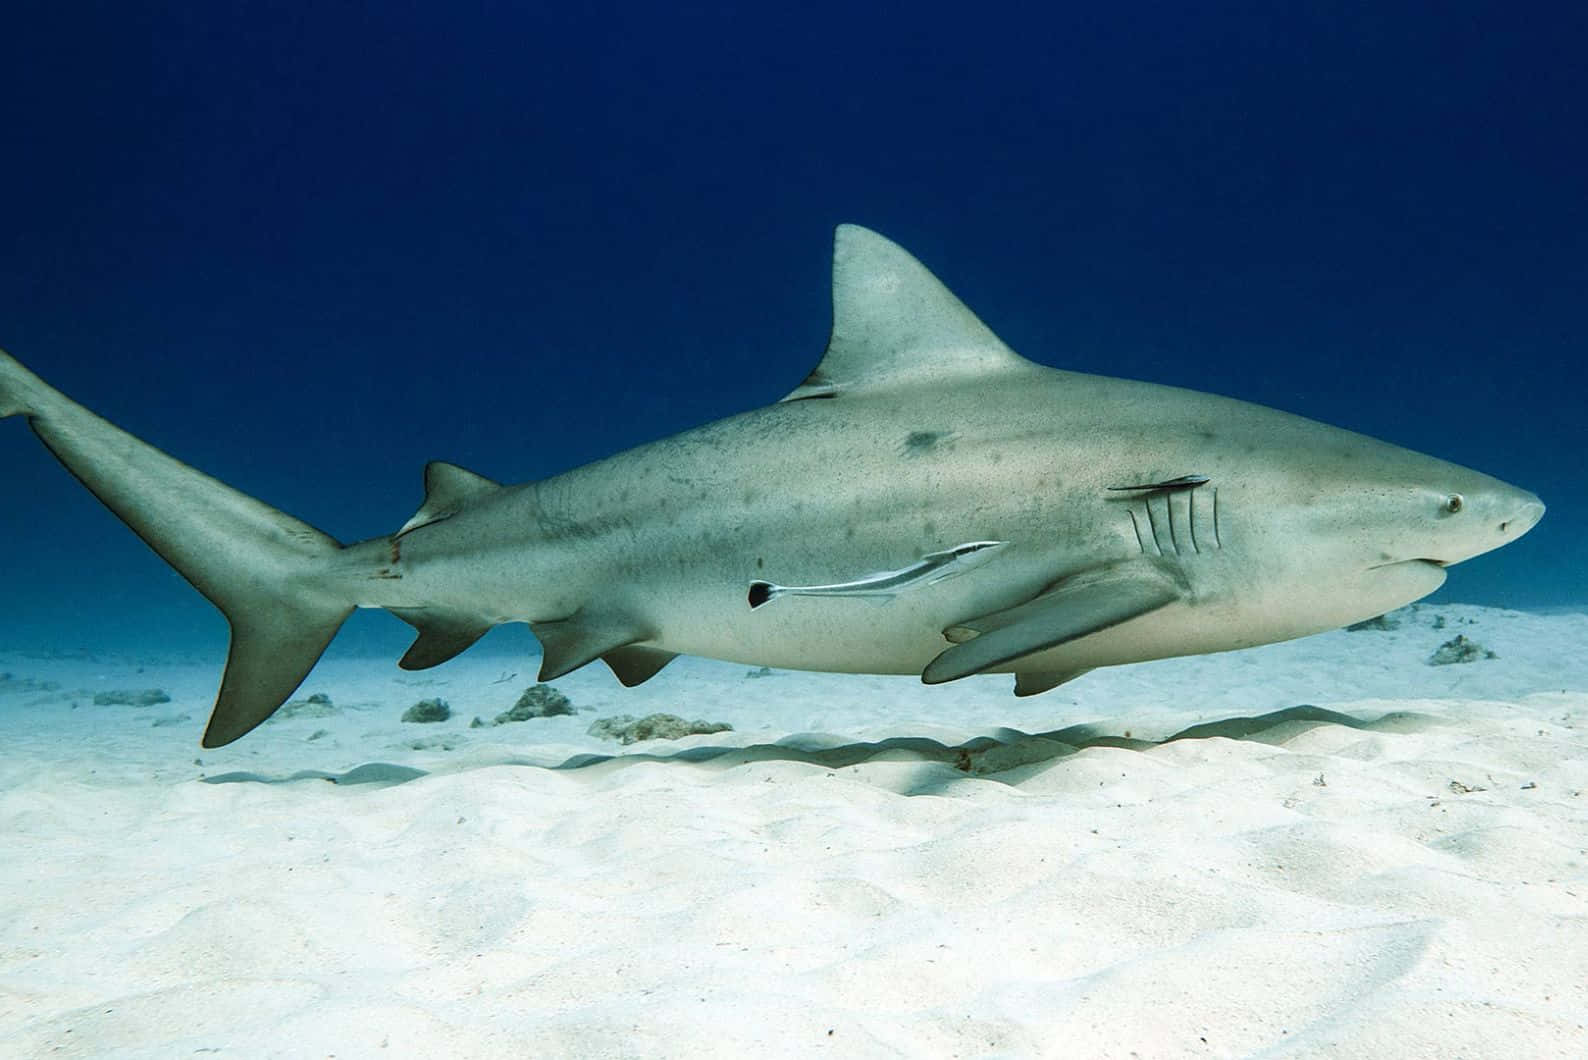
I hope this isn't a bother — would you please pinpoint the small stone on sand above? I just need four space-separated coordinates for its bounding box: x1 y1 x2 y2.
493 684 574 724
587 712 732 745
402 698 452 723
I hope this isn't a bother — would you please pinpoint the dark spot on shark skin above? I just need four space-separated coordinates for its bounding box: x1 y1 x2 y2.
756 556 764 569
923 519 937 538
903 430 945 456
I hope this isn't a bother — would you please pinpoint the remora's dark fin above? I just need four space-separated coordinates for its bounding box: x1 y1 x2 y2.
391 608 493 670
397 460 502 536
531 614 656 682
781 225 1034 401
1106 475 1209 492
602 645 679 687
923 563 1184 685
0 348 355 748
1013 668 1092 696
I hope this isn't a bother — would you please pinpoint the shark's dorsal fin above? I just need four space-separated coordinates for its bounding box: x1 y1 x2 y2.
783 224 1033 401
397 461 502 536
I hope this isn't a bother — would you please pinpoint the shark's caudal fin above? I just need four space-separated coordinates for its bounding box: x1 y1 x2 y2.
0 349 354 747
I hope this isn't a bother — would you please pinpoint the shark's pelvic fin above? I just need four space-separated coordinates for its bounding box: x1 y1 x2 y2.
391 607 493 670
531 614 656 682
601 645 679 687
0 348 356 747
924 563 1185 685
1013 668 1092 696
398 460 502 536
782 225 1034 401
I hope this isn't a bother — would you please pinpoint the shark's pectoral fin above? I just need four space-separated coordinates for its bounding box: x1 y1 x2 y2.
1013 668 1092 696
531 614 656 682
602 645 679 687
391 608 494 670
923 563 1184 685
397 460 502 536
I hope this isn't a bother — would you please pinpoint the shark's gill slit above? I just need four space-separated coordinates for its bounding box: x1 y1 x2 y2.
1129 509 1147 555
1188 489 1200 554
1145 503 1167 557
1212 488 1222 549
1167 494 1181 555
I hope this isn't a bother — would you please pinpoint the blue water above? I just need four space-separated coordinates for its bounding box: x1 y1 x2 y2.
1 4 1583 658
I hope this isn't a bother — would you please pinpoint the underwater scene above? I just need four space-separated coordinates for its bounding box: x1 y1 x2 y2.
1 5 1584 1057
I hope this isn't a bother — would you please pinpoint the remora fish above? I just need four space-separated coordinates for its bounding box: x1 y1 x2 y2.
748 540 1006 608
0 225 1545 746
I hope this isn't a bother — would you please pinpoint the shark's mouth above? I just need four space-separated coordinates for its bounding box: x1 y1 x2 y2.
1359 558 1450 609
1368 558 1449 571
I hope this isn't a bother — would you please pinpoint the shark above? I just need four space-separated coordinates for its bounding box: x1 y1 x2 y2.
0 225 1545 747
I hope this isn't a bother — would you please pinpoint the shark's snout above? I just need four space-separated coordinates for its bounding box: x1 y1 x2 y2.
1373 482 1544 573
1501 492 1545 538
1435 484 1544 568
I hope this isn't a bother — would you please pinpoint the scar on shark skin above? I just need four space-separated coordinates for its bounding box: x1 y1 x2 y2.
374 537 403 580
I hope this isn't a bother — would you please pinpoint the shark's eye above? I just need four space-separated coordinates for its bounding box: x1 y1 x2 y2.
1444 494 1464 514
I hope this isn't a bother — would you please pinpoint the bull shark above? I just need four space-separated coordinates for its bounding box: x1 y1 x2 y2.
0 225 1545 747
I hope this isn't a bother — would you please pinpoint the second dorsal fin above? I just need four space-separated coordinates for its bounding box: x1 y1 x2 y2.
397 460 502 536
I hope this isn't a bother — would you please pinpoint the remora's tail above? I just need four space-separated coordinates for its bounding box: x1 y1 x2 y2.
0 349 354 747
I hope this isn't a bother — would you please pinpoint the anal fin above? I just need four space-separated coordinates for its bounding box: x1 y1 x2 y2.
924 562 1184 685
391 608 493 670
602 645 679 687
531 614 656 682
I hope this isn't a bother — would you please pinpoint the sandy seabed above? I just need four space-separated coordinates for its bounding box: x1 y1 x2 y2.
0 603 1584 1059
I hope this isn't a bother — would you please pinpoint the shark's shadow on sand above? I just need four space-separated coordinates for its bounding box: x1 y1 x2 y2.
201 704 1437 793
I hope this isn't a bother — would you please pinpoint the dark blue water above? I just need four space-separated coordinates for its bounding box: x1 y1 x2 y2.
2 3 1583 657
